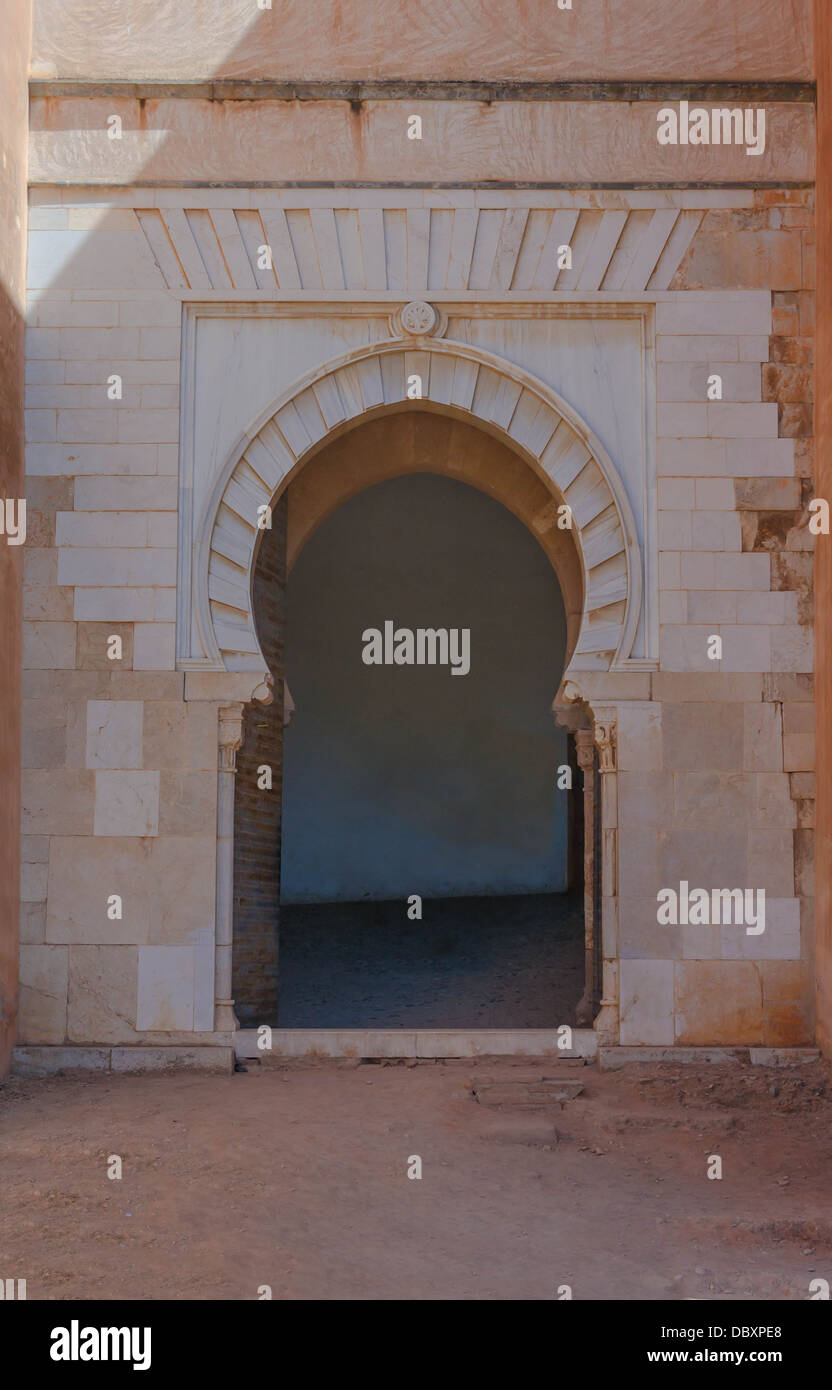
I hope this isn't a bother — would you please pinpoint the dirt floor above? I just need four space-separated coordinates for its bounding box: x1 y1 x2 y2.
1 1054 830 1301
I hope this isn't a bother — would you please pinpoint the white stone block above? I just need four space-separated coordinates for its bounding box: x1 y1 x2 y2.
660 624 718 671
657 334 740 362
659 551 681 588
687 591 737 623
616 703 662 771
770 625 813 673
57 511 148 547
152 590 177 620
658 363 762 403
191 927 215 1033
657 510 691 549
136 945 194 1032
655 299 770 337
657 403 708 437
657 477 695 509
58 548 177 587
25 409 57 442
691 511 741 551
94 770 160 836
56 409 118 444
619 960 675 1046
680 552 716 588
117 409 180 444
695 478 736 510
22 621 76 670
713 554 771 591
147 514 178 547
74 588 157 621
736 592 791 625
708 402 779 438
21 861 48 902
743 703 783 773
140 327 180 358
27 443 158 476
718 625 771 673
660 591 687 624
133 623 176 671
725 439 795 475
86 700 143 770
60 326 140 360
721 899 800 961
74 476 178 510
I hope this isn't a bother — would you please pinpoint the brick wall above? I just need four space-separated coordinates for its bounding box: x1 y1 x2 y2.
232 493 286 1027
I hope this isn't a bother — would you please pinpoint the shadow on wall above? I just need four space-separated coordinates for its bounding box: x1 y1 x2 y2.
0 275 24 1074
281 472 569 903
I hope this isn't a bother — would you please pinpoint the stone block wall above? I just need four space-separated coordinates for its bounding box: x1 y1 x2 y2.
607 187 815 1046
18 177 816 1051
21 241 223 1041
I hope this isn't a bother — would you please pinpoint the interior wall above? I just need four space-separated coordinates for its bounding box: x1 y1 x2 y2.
281 472 569 903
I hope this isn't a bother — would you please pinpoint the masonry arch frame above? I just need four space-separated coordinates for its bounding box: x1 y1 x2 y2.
205 335 635 1044
196 336 644 684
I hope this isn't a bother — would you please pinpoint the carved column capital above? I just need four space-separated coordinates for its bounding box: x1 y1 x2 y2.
574 727 596 772
218 702 245 772
594 719 617 773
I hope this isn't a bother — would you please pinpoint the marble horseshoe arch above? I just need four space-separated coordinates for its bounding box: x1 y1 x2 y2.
193 335 644 682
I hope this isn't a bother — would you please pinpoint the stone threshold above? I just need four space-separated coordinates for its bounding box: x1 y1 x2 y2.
598 1046 821 1071
235 1028 599 1060
11 1046 235 1076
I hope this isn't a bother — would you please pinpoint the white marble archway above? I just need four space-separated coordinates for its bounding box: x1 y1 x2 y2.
196 332 643 682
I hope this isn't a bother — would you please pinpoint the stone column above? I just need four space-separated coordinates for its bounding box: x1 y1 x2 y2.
215 703 245 1032
594 712 619 1044
574 728 598 1026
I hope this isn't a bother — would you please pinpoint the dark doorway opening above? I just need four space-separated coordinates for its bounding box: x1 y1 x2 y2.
275 469 585 1028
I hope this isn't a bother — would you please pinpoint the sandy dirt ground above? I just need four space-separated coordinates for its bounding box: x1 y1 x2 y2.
0 1055 830 1301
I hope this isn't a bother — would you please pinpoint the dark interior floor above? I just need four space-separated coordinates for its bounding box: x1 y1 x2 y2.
276 892 585 1029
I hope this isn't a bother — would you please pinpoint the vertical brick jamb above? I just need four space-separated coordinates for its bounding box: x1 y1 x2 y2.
815 0 832 1055
216 703 245 1031
231 492 287 1027
574 729 598 1026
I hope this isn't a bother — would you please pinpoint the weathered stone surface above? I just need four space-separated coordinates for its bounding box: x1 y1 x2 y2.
473 1078 584 1106
109 1046 233 1073
92 769 158 837
28 0 813 82
76 621 134 670
662 703 744 771
674 961 763 1045
18 944 68 1043
67 944 139 1043
12 1045 109 1075
29 98 814 188
619 960 674 1046
136 945 194 1032
22 770 94 835
85 699 143 769
749 1046 819 1066
46 836 153 944
599 1045 743 1070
